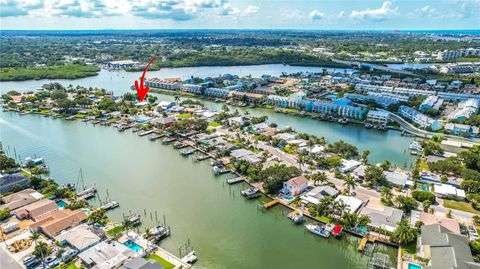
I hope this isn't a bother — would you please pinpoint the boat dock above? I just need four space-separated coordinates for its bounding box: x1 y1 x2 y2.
118 125 133 132
193 154 211 162
138 130 154 136
173 141 187 149
262 199 279 209
162 137 177 144
226 177 244 184
149 133 163 141
180 148 197 156
213 166 230 175
358 236 376 252
99 200 119 211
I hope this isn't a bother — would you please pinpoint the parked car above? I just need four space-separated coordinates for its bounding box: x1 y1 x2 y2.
61 249 79 261
23 256 40 268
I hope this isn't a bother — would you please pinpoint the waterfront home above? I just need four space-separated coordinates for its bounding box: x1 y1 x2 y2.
433 184 466 200
334 195 363 214
300 185 339 205
311 100 367 120
417 224 479 269
281 176 309 196
122 257 164 269
398 105 442 131
359 206 403 232
339 159 362 173
227 116 247 127
0 189 43 211
352 165 367 181
230 149 262 164
298 144 324 155
444 123 479 137
0 173 29 193
79 240 138 268
204 87 230 99
272 132 296 142
410 210 460 235
366 110 390 126
12 199 59 221
383 170 409 187
29 209 88 238
152 116 175 129
156 101 175 111
55 224 101 252
244 122 269 134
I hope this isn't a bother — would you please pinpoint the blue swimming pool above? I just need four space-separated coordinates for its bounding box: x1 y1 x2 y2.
81 209 91 215
408 263 423 269
417 184 430 192
124 240 143 252
56 200 67 208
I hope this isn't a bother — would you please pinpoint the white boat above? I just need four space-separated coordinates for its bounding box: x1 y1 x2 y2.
77 186 97 198
409 141 423 151
288 211 304 224
99 200 119 210
241 187 259 197
181 251 198 264
305 224 330 238
148 225 170 240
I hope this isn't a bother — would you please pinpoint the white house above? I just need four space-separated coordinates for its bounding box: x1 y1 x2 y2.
282 176 309 196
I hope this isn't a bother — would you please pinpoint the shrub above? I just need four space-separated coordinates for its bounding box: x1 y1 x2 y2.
412 190 436 203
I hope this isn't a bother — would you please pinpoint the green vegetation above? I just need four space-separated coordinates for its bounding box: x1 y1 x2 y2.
0 208 10 221
146 254 175 269
176 113 192 119
443 200 480 214
411 190 436 203
208 121 220 127
0 64 99 81
106 225 126 237
392 219 417 245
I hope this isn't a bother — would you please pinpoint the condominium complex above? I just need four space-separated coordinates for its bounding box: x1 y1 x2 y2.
145 78 181 90
398 105 442 130
366 110 390 126
419 95 443 110
436 48 480 60
447 98 480 121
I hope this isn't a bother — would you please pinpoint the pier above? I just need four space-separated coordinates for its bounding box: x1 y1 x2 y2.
138 130 154 136
149 133 163 141
180 148 197 156
226 177 244 184
262 199 279 209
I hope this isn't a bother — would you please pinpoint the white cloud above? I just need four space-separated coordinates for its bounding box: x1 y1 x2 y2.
350 1 398 21
219 3 239 16
308 9 324 20
244 5 258 15
0 0 240 20
414 5 437 17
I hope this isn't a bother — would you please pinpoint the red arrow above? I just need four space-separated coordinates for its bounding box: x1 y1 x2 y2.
135 55 158 102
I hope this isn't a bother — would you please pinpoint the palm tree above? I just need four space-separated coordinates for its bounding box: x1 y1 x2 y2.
357 215 371 227
311 171 328 186
29 232 44 267
342 212 357 228
392 219 417 244
361 150 370 163
381 186 393 206
174 95 180 105
343 175 357 194
307 140 316 153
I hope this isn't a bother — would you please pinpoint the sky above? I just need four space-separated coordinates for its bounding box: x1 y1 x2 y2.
0 0 479 30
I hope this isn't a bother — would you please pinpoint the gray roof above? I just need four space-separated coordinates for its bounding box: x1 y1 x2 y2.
360 206 404 231
420 224 478 269
122 257 163 269
384 171 409 186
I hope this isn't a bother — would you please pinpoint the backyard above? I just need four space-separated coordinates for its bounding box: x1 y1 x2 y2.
146 254 175 269
443 200 480 214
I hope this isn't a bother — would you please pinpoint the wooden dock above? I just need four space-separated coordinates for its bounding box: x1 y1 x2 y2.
226 177 244 184
358 236 376 252
262 199 279 209
138 130 154 136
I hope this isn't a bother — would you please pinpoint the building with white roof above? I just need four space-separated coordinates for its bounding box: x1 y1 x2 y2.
79 240 137 268
398 105 442 131
334 195 364 214
447 98 480 121
366 110 390 125
434 184 466 200
55 224 101 252
444 123 479 137
420 95 443 111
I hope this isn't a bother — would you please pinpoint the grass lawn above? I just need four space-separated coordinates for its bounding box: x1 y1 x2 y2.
106 225 125 237
208 121 220 127
315 216 332 224
20 169 32 177
62 261 80 269
443 200 480 214
418 159 429 171
73 114 86 119
176 113 193 119
146 254 175 269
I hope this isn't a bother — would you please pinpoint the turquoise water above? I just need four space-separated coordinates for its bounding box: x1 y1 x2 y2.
417 184 430 192
81 209 90 215
124 240 143 252
408 263 423 269
56 200 67 208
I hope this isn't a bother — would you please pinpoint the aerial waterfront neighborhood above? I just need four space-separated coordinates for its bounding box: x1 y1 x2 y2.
1 1 480 269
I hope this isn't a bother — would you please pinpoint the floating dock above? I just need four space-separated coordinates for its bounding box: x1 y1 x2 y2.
358 236 375 252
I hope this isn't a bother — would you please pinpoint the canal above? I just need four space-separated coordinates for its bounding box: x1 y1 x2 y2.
0 110 398 269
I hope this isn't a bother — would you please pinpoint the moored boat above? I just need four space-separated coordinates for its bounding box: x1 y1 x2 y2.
288 210 304 224
305 223 330 238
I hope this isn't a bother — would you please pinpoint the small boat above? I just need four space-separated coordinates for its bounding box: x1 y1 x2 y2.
409 141 423 151
180 148 196 156
99 200 119 210
288 211 304 224
77 186 97 198
22 157 45 167
305 223 330 238
226 177 243 184
338 118 348 124
162 137 176 144
241 187 259 196
147 225 170 241
125 213 141 226
332 224 343 238
213 166 230 175
138 130 154 136
149 134 163 141
182 251 198 264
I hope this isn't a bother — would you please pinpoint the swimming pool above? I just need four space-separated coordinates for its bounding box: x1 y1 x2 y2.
408 263 423 269
417 184 430 192
56 200 67 208
81 209 91 215
124 240 143 252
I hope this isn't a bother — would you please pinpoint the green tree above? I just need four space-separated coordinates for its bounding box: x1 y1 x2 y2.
343 174 357 194
310 171 328 186
395 195 418 213
364 165 384 186
0 208 10 221
392 219 417 244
